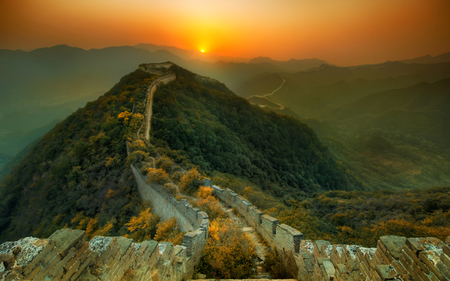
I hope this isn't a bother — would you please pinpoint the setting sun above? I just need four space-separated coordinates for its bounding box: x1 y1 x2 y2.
201 50 205 53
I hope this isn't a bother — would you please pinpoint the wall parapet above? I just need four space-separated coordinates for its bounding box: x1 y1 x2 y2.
0 228 190 281
210 184 450 281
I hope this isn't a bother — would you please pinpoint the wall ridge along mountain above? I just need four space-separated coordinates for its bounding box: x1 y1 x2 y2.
0 63 208 281
136 63 176 141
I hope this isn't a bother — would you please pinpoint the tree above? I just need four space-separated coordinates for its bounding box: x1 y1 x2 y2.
179 167 203 195
197 218 256 279
154 218 183 245
195 186 226 219
125 207 159 242
146 168 169 185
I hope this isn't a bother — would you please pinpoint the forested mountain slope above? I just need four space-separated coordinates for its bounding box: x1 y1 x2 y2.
151 66 357 195
0 64 356 243
0 70 158 243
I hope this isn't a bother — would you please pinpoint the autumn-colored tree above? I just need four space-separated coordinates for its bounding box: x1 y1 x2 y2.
106 189 115 199
146 168 169 185
367 219 450 244
93 218 115 237
125 207 159 242
86 216 99 238
179 167 203 195
71 212 90 230
195 186 226 219
129 113 144 131
118 111 132 123
156 157 175 172
126 151 149 166
163 183 177 196
128 139 147 152
154 218 183 245
197 219 256 279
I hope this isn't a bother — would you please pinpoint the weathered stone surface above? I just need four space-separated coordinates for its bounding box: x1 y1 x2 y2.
0 237 44 268
376 264 397 280
323 260 336 279
89 236 113 255
380 236 407 260
48 228 86 257
203 178 212 187
446 236 450 245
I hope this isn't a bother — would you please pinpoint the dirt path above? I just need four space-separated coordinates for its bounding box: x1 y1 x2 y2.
247 74 286 110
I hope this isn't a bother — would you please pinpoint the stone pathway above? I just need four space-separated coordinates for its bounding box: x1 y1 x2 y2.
219 202 271 279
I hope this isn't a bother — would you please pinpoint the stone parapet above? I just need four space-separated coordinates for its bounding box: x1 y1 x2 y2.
210 183 450 281
0 228 194 281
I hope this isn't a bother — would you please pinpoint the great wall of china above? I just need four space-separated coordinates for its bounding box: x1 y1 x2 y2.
1 63 450 281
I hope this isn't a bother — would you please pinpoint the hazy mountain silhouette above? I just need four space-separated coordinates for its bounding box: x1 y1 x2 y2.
400 52 450 64
249 56 328 72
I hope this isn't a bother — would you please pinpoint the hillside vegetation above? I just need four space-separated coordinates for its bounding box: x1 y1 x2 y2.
150 66 358 196
0 64 358 244
0 70 170 243
235 59 450 190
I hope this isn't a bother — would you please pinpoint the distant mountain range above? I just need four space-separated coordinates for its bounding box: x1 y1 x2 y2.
0 43 449 182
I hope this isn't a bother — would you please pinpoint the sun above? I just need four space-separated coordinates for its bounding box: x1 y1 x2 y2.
201 50 205 53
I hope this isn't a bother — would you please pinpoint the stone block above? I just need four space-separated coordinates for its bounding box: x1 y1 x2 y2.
402 243 430 274
46 247 76 278
376 264 397 280
441 252 450 269
48 228 86 257
419 251 446 280
380 236 407 260
323 260 336 279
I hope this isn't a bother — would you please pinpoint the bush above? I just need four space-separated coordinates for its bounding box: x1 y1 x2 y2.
163 183 177 196
264 248 297 278
146 168 169 185
179 167 203 195
196 219 256 279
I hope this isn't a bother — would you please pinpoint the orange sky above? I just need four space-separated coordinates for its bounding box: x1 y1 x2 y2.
1 0 449 65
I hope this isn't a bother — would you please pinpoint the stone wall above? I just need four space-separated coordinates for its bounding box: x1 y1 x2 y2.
0 170 209 281
0 228 192 281
142 72 176 140
211 185 450 281
139 62 173 75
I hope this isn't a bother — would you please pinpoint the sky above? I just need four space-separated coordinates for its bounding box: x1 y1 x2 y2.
1 0 449 66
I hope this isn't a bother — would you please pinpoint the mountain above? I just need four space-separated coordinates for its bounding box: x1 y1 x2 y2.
400 51 450 64
325 78 450 149
236 61 450 116
0 45 188 158
235 60 450 190
249 56 328 72
0 63 356 243
296 78 450 190
0 119 61 181
134 43 248 63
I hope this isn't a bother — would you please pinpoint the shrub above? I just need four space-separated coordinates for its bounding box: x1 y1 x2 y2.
179 167 203 195
146 168 169 185
197 219 256 279
163 183 177 196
